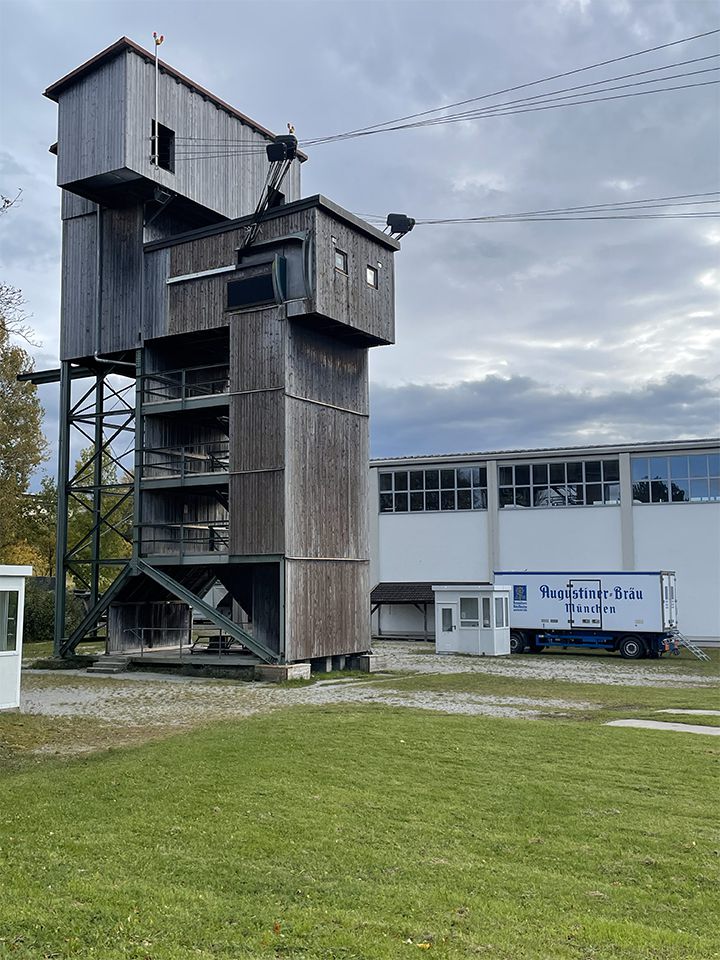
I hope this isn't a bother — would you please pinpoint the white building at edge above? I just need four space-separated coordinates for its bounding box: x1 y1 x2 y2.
369 438 720 645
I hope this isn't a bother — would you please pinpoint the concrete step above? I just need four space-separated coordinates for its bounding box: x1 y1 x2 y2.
87 657 130 675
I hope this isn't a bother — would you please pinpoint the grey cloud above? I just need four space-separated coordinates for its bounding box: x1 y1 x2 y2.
1 0 717 472
369 373 720 457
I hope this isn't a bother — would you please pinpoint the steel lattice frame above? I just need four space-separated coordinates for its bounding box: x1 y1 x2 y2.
54 357 137 656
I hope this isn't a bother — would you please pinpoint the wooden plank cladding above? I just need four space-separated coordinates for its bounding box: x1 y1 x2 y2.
230 391 284 473
312 206 396 345
285 400 369 560
286 325 368 414
285 560 370 661
230 311 285 393
230 472 284 556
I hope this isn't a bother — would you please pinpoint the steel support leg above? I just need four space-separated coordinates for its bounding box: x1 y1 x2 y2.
53 361 71 656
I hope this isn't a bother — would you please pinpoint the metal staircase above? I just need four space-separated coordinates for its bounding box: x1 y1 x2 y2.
674 631 711 662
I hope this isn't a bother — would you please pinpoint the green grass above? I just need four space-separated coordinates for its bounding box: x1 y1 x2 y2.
386 669 719 721
23 640 105 662
0 705 719 960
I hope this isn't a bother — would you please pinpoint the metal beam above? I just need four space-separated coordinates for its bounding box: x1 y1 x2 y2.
53 362 71 656
135 560 280 663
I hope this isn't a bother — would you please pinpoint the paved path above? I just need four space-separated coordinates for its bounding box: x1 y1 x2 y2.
655 708 720 716
606 719 720 735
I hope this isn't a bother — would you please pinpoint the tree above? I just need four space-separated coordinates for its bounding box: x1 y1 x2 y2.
65 445 133 591
21 475 58 576
0 320 47 559
0 192 36 345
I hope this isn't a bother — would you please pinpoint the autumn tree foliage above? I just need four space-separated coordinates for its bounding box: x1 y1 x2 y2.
0 189 49 563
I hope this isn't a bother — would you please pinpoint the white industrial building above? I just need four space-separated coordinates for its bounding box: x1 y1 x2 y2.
369 439 720 645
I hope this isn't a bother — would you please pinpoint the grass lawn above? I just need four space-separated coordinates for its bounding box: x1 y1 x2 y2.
1 702 718 959
385 669 720 723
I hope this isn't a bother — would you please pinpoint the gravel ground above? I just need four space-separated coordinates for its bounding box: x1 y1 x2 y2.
17 640 715 730
376 641 717 687
20 672 593 726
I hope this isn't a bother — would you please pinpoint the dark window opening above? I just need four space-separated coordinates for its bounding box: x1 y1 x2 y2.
227 274 275 309
153 121 175 172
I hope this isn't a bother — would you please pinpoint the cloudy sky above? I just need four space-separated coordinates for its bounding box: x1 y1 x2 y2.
0 0 718 468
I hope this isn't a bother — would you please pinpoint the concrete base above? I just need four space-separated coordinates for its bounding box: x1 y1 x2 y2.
311 656 333 674
254 663 311 682
347 654 390 673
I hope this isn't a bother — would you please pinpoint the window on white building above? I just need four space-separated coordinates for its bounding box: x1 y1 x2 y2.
0 591 19 652
482 597 491 628
460 597 479 627
631 453 720 503
494 596 508 628
498 459 620 508
379 466 488 513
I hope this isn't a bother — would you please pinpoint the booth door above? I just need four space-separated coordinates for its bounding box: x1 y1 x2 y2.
436 602 457 651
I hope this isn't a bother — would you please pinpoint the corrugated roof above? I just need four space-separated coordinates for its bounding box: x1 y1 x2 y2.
371 582 489 604
370 437 720 467
44 37 307 161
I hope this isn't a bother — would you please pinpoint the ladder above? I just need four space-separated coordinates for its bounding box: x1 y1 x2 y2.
674 631 711 662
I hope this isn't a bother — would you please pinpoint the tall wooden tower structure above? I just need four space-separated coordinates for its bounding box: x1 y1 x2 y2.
38 38 401 664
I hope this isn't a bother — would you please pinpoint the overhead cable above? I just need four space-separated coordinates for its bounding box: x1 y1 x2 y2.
301 27 720 144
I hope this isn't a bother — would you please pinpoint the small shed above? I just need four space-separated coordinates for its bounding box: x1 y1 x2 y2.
432 583 511 656
0 565 32 710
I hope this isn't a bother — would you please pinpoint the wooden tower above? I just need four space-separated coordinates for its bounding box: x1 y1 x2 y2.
39 38 400 665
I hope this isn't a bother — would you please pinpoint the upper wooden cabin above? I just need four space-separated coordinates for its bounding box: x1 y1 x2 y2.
45 36 303 217
45 37 305 363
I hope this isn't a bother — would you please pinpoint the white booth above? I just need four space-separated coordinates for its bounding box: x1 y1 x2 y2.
433 583 511 656
0 566 32 711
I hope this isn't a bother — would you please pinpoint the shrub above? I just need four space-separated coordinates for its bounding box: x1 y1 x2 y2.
22 587 84 645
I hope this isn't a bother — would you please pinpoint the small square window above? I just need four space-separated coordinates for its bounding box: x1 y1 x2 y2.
152 121 175 172
334 249 348 273
366 265 378 287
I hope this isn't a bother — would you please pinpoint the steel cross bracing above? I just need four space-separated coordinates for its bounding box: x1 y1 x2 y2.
54 357 137 656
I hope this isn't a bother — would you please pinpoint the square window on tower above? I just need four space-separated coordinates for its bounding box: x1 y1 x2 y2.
334 249 348 273
153 121 175 172
366 265 378 287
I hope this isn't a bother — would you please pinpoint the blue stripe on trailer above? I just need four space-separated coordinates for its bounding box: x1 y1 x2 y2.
494 571 667 576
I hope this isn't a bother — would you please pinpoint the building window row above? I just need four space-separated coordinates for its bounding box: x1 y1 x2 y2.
379 467 488 513
631 454 720 503
379 453 720 514
498 459 620 508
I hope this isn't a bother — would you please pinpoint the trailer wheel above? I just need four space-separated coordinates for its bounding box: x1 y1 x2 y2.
510 631 526 654
619 635 645 659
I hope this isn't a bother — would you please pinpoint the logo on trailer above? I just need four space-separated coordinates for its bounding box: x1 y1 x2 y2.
513 584 527 611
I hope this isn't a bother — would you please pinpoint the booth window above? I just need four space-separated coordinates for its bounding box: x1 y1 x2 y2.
482 597 491 628
631 452 719 503
334 249 348 273
460 597 479 628
379 466 488 513
494 596 507 629
499 458 620 508
0 591 19 652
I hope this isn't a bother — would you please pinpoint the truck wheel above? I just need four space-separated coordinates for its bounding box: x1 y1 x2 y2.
510 631 526 654
619 636 645 659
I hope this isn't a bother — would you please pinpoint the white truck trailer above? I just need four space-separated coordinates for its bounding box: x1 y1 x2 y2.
494 571 679 659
